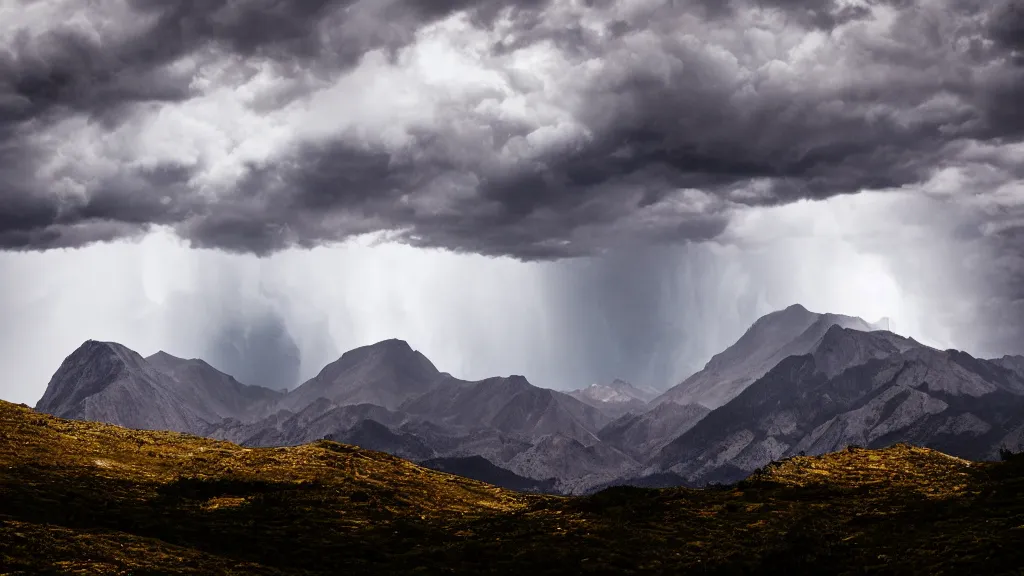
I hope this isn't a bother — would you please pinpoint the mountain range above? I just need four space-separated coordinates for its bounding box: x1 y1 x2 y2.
34 304 1024 493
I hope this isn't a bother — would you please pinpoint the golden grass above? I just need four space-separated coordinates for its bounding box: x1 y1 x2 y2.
2 400 1023 575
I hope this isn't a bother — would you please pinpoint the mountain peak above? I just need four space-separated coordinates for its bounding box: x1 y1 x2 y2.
368 338 414 351
145 350 212 373
78 339 133 356
655 305 886 409
810 324 921 378
571 378 657 406
334 338 421 364
279 338 443 412
35 339 169 421
820 322 852 339
744 303 819 333
145 350 226 374
36 340 285 432
812 324 863 358
64 339 149 372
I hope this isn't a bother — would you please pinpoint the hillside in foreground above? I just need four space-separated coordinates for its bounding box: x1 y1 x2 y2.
1 400 1023 575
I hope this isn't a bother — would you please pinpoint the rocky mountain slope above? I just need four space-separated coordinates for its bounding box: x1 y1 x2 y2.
35 341 283 436
654 305 891 409
4 400 1024 575
598 401 711 459
400 375 610 445
36 341 216 434
568 379 658 418
146 351 283 420
653 326 1024 485
505 433 640 494
272 339 445 413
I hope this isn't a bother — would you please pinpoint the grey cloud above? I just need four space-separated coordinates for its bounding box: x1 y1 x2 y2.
988 0 1024 51
0 0 545 121
675 0 903 30
0 160 196 249
0 0 1021 261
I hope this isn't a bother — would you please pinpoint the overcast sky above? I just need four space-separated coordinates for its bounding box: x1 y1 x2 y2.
1 0 1022 405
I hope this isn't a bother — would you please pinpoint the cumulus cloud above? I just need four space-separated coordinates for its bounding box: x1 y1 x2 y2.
0 0 1019 259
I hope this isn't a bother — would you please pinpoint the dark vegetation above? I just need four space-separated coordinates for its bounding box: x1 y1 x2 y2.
2 400 1023 574
1000 446 1023 462
420 455 559 493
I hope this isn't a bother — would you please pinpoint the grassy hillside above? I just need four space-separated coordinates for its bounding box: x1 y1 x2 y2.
1 399 1023 575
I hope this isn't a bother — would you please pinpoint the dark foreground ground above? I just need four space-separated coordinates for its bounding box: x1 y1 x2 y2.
1 400 1023 575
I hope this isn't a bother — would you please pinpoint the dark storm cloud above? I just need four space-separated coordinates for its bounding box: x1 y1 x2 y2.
0 0 549 119
0 158 197 249
988 0 1024 52
174 134 732 258
0 0 1022 259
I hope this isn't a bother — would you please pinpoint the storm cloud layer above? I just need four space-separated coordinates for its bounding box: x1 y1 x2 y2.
2 0 1024 405
1 0 1021 258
